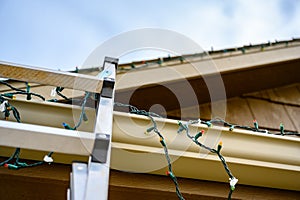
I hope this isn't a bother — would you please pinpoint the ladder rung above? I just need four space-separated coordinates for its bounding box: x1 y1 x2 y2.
0 120 94 155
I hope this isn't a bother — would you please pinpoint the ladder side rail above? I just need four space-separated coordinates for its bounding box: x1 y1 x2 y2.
69 57 118 200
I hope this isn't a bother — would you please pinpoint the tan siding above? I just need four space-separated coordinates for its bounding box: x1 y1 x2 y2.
225 97 254 125
271 84 300 105
285 106 300 132
168 83 300 133
247 99 296 131
199 103 211 120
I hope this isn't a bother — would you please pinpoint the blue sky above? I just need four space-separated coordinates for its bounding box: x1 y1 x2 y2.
0 0 299 70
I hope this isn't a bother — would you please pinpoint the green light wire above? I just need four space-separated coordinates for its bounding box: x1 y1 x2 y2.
0 81 45 101
62 92 90 130
0 95 54 169
114 102 185 200
177 120 236 199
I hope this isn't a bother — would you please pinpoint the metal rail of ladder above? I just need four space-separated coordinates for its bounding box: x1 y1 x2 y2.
0 57 119 200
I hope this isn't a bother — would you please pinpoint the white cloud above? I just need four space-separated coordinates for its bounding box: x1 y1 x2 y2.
0 0 299 69
161 0 299 49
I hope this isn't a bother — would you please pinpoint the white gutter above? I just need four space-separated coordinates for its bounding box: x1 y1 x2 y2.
0 99 299 191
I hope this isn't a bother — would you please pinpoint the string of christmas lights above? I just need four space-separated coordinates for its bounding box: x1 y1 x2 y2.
0 81 45 101
0 96 21 122
54 86 72 101
2 79 298 136
118 38 299 72
62 92 90 130
114 102 185 200
0 80 88 130
49 86 82 103
200 118 299 136
0 148 53 169
0 95 54 169
114 102 299 199
177 120 237 199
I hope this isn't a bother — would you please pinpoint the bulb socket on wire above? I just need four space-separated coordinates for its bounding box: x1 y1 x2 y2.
166 171 175 179
159 137 166 147
217 141 223 153
253 119 259 131
62 122 75 130
177 121 186 133
4 163 19 170
194 130 205 141
280 123 284 135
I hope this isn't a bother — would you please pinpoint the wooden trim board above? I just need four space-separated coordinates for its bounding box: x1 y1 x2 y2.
0 61 103 93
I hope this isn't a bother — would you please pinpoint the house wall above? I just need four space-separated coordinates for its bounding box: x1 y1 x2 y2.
168 83 300 133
